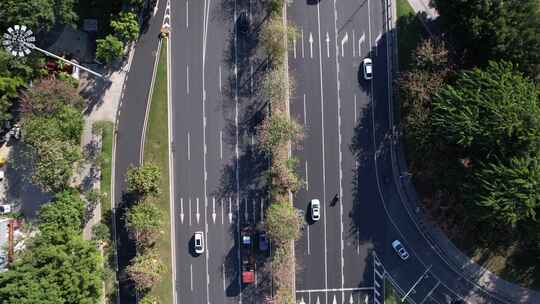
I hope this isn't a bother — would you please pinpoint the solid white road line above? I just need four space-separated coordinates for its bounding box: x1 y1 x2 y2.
309 32 314 58
326 32 330 58
234 2 242 302
222 264 226 291
221 198 224 225
186 64 190 94
293 33 297 58
303 93 307 125
190 264 194 291
219 65 222 93
307 224 311 255
316 3 329 303
186 0 189 28
212 197 216 223
187 132 191 160
354 95 357 123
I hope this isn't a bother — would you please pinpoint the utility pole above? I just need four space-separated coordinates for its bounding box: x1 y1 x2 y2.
401 265 432 302
2 25 103 78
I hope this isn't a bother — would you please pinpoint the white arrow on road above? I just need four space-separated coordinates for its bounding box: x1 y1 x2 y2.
212 197 216 223
333 294 337 304
359 32 365 56
325 32 330 57
341 32 349 57
364 295 369 304
309 32 314 58
350 294 354 304
180 198 184 223
299 297 306 304
196 198 200 224
228 197 233 224
260 199 264 223
316 296 320 304
188 198 192 226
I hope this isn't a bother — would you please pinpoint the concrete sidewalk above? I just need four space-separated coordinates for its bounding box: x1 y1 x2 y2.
406 0 438 19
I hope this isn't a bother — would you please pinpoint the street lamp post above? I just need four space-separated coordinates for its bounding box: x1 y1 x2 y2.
2 24 104 78
401 265 432 302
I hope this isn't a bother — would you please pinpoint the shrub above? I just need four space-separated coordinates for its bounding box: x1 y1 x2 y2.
96 35 124 64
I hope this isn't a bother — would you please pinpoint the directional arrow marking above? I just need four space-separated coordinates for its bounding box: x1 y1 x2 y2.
212 197 216 223
333 294 337 304
309 32 314 58
180 198 184 223
316 296 320 304
341 32 349 57
188 198 192 226
299 297 306 304
228 197 233 224
350 294 354 304
325 32 330 57
196 198 200 224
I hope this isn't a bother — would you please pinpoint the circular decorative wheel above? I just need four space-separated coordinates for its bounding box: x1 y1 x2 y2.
2 25 35 57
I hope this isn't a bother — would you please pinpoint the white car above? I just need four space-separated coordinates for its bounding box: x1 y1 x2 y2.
0 204 11 215
392 240 409 260
363 58 373 80
310 199 321 222
194 231 204 254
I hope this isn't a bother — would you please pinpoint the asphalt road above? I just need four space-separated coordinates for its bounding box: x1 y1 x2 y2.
170 0 272 303
113 1 168 303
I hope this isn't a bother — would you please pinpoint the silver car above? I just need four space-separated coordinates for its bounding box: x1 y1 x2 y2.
363 58 373 80
392 240 409 260
310 199 321 222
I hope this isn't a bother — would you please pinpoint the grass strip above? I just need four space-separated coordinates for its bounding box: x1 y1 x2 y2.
384 279 399 304
395 0 425 70
142 41 172 303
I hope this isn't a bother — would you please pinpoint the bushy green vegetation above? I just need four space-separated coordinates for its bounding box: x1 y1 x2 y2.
126 164 162 198
0 191 104 303
399 0 540 288
0 0 78 34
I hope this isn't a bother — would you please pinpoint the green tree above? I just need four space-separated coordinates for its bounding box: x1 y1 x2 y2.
471 155 540 226
259 17 296 64
91 223 110 243
111 12 140 42
39 190 84 238
265 202 301 245
96 35 124 64
432 0 540 80
257 113 303 155
126 164 161 197
139 294 159 304
126 250 165 292
0 0 77 34
125 200 163 247
432 61 540 160
31 139 81 193
0 76 23 127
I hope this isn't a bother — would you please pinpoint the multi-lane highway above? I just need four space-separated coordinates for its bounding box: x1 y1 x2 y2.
114 0 531 303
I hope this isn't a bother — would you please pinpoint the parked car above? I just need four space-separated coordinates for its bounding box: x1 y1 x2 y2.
194 231 205 254
258 231 269 252
310 199 321 222
391 240 409 260
363 57 373 80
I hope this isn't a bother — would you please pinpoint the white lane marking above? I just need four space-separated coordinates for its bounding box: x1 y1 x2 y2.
186 0 189 28
222 264 226 291
303 93 307 125
189 198 192 226
301 28 305 58
260 198 264 223
309 32 314 58
375 32 382 56
354 95 357 123
316 3 329 303
190 264 193 291
359 32 365 56
219 129 223 159
305 161 309 191
293 32 297 58
332 0 345 299
307 224 311 255
299 297 306 304
187 132 190 160
420 281 441 304
228 197 233 223
212 197 216 223
234 2 242 301
252 199 256 223
333 294 337 304
196 197 200 224
341 32 349 57
219 65 222 92
186 65 189 94
250 64 254 94
221 199 224 225
180 198 184 223
243 198 248 222
326 32 330 57
251 134 254 145
352 30 356 56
